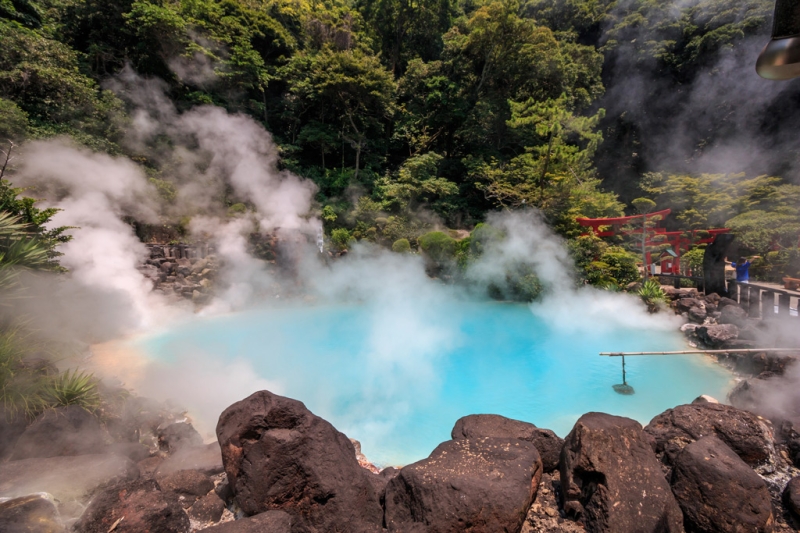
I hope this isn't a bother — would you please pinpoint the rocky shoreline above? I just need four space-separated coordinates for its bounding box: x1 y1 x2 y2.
4 387 800 533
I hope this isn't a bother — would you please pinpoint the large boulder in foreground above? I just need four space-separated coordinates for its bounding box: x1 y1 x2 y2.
0 494 66 533
644 403 776 469
783 476 800 519
216 390 383 533
74 479 190 533
10 405 107 460
451 414 563 472
384 436 542 533
671 436 774 533
560 412 684 533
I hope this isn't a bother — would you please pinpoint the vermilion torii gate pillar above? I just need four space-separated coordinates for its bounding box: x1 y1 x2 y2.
576 210 731 276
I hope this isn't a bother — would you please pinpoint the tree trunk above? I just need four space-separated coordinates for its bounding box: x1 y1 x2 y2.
539 128 555 205
353 144 361 182
642 214 648 280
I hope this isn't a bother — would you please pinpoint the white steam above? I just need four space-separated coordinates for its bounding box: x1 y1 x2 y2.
7 61 686 455
15 140 170 332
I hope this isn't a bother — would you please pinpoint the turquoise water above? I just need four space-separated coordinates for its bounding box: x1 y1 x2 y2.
137 301 732 466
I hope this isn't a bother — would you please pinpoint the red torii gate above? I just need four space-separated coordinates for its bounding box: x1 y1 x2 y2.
576 209 731 275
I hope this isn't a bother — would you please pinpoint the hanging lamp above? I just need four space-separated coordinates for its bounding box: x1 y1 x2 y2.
757 0 800 80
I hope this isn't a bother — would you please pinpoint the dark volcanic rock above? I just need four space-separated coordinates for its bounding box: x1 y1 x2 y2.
645 403 776 468
695 324 739 347
139 456 165 478
158 421 203 453
676 297 704 313
188 491 226 523
783 476 800 519
157 469 214 508
0 494 65 533
719 304 748 326
200 511 292 532
688 305 707 323
10 405 107 460
663 287 697 300
216 390 383 533
384 436 542 533
366 467 398 509
451 413 537 440
451 414 563 472
728 379 760 411
560 412 684 532
736 351 796 376
74 479 190 533
788 437 800 469
671 436 774 533
717 296 739 308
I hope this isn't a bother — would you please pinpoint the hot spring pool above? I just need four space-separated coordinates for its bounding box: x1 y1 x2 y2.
137 300 732 466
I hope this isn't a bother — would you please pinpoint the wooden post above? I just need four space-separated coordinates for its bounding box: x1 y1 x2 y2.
779 291 791 318
746 286 760 317
729 280 739 304
763 290 776 320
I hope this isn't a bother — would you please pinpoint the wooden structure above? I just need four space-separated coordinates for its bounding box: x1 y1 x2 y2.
728 280 799 320
576 209 731 275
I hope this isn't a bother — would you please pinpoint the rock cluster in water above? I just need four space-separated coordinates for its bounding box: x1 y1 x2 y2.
4 386 800 533
138 244 221 304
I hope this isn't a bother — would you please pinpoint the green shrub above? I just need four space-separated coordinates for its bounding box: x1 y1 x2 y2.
484 263 545 302
0 326 48 419
469 223 504 257
637 279 666 312
585 261 620 289
45 369 101 411
506 269 544 302
392 238 411 253
418 231 457 263
227 203 247 216
599 248 640 286
330 228 351 251
681 246 705 276
756 248 800 281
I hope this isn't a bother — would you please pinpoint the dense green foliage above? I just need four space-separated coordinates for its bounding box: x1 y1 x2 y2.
1 0 798 282
640 172 800 260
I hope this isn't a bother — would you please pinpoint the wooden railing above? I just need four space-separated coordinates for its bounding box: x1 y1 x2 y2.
655 276 798 319
728 280 798 320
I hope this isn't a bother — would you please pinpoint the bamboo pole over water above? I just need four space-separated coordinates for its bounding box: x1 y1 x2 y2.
600 348 799 356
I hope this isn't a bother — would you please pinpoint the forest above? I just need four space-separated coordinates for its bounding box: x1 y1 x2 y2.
2 0 800 288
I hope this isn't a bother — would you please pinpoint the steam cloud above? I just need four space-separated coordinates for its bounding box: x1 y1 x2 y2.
599 2 800 191
5 60 687 449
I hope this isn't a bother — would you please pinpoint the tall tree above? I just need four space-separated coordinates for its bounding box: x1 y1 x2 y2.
358 0 454 75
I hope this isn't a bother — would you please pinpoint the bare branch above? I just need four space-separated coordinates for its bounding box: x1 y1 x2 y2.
0 140 15 181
